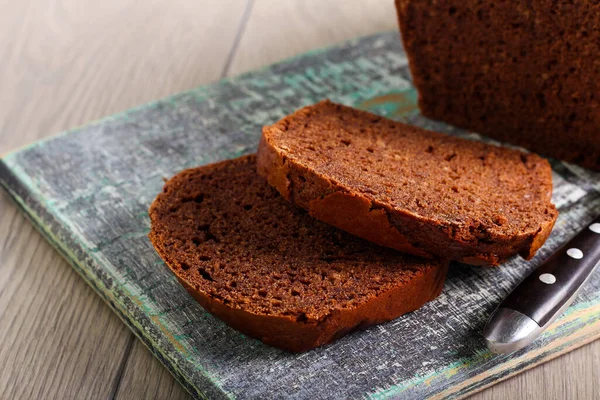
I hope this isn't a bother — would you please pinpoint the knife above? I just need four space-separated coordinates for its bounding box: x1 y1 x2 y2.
484 214 600 354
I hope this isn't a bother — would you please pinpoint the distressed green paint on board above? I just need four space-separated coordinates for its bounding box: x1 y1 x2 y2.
2 31 600 399
357 89 419 119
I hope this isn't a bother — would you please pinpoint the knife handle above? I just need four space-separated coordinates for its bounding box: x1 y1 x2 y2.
484 215 600 353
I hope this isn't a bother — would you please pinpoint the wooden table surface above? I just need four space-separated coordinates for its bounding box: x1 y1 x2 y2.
1 1 599 399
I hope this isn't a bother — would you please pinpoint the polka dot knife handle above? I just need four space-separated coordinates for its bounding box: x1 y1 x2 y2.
484 215 600 354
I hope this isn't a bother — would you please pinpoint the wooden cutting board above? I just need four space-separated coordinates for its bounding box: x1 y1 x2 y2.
1 31 600 399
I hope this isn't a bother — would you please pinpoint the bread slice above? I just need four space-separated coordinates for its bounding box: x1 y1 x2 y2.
148 155 448 352
257 100 558 266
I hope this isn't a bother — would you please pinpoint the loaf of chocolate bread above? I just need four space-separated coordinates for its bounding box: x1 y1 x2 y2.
396 0 600 170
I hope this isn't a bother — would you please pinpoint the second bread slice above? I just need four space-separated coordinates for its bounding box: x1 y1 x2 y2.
257 100 558 266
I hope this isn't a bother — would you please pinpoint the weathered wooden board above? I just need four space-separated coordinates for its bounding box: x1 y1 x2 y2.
1 32 600 400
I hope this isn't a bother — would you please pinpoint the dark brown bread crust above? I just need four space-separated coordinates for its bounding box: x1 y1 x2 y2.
149 155 448 352
257 100 558 266
396 0 600 171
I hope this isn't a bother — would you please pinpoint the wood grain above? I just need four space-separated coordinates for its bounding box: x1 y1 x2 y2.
114 340 190 400
1 0 599 399
0 0 247 155
228 0 399 76
0 196 132 399
471 339 600 400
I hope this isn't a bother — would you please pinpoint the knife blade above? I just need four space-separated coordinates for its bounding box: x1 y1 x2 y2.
484 214 600 354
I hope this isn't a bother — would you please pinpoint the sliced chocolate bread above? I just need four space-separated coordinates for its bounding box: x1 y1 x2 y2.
149 155 448 352
257 100 558 266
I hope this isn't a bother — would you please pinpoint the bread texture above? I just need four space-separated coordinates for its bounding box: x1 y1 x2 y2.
148 155 448 352
395 0 600 171
257 100 558 266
